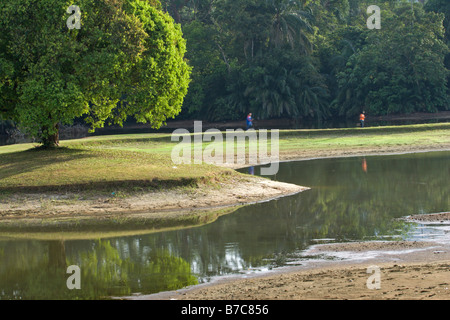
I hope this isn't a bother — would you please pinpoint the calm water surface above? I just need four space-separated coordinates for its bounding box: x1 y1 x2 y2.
0 151 449 299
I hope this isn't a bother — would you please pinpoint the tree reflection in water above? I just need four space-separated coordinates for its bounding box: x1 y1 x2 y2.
0 240 198 299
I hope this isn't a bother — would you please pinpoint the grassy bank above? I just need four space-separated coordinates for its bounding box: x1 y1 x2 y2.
0 141 237 195
1 122 450 195
277 123 450 161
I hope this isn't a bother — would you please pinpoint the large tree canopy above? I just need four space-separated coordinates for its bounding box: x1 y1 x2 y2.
0 0 191 147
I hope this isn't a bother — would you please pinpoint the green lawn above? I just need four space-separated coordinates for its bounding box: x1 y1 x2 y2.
0 140 236 194
277 123 450 156
1 122 450 195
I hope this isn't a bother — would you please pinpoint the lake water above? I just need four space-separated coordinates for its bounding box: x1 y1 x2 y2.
0 151 449 299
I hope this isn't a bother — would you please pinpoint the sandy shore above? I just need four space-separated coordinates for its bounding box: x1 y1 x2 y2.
133 239 450 300
147 260 450 300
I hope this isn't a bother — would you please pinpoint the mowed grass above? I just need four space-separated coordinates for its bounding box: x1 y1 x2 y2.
0 142 235 194
68 122 450 154
277 123 450 154
1 122 450 194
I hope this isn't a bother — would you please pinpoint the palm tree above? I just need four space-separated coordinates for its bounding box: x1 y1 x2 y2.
298 84 330 124
244 66 298 118
266 0 314 54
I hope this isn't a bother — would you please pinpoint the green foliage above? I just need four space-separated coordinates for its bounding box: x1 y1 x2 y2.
164 0 450 123
180 20 229 120
425 0 450 78
334 4 449 116
2 0 449 133
425 0 450 40
0 0 191 147
233 50 329 120
177 0 329 121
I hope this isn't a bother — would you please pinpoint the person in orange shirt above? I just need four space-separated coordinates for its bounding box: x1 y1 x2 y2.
360 111 366 128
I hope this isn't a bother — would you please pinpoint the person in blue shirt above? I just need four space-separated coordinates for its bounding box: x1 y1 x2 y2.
246 113 253 130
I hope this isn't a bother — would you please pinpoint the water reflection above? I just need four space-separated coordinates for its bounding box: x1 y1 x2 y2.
0 151 449 299
0 239 198 299
362 158 368 173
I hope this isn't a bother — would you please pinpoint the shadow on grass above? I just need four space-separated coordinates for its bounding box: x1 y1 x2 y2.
0 177 200 194
0 147 95 183
0 146 218 195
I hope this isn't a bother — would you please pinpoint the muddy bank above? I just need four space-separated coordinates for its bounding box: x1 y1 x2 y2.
0 175 308 221
146 261 450 300
405 212 450 223
136 241 450 301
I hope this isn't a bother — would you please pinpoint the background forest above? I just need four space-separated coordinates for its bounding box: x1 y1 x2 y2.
162 0 450 123
1 0 449 139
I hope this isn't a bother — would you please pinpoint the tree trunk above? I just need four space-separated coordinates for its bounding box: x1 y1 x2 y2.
42 123 60 148
47 240 67 270
170 3 181 23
